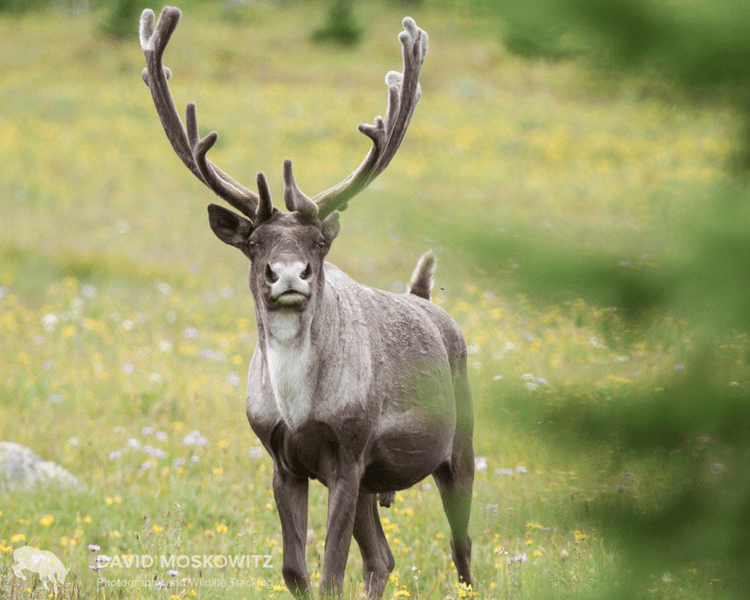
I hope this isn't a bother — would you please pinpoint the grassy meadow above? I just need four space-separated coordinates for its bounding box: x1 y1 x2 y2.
0 1 744 598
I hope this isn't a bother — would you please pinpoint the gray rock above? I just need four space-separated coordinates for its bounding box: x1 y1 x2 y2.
0 442 80 491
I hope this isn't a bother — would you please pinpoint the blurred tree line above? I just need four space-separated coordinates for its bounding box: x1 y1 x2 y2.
0 0 420 43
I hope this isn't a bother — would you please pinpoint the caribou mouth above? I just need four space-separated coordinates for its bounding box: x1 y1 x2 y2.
272 290 310 307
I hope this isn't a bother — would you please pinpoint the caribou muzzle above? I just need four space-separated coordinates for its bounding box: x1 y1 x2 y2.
265 258 312 309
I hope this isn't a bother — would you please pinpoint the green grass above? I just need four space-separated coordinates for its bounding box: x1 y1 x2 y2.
0 1 743 599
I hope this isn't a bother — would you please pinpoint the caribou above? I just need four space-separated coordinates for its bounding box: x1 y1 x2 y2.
139 7 474 597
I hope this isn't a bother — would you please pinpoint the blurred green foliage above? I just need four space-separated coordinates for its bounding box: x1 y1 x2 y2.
483 0 750 163
0 0 43 11
460 0 750 597
311 0 362 46
0 0 55 11
100 0 149 39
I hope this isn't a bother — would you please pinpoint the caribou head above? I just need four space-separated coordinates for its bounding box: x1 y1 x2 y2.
206 169 339 333
140 7 473 598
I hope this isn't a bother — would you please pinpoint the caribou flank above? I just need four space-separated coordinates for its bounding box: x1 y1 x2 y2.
139 7 474 597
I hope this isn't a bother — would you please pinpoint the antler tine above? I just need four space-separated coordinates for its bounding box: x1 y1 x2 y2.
312 17 428 222
139 6 259 219
283 159 320 220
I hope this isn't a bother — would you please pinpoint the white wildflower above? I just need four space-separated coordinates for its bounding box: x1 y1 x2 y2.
154 280 172 295
507 553 528 564
41 313 58 332
248 446 265 459
183 430 207 447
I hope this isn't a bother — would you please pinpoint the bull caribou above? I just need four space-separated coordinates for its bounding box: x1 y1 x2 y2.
139 7 474 597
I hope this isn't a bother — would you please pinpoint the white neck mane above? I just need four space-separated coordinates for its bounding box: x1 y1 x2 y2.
263 310 314 430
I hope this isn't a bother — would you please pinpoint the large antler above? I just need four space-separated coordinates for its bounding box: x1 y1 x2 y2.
285 17 428 222
139 6 259 219
140 7 427 225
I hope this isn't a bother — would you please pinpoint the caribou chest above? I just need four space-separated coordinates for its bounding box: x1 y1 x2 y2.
263 311 314 430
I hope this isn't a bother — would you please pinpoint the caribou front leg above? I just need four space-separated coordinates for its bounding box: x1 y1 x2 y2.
320 467 362 596
273 465 311 597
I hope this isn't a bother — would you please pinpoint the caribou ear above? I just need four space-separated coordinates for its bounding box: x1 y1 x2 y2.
321 211 340 245
207 204 254 249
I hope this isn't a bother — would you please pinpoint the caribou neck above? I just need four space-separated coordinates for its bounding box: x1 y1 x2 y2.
252 268 342 430
252 268 336 348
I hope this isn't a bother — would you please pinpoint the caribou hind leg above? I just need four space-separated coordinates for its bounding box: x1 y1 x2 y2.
353 491 394 599
433 454 474 586
433 364 474 587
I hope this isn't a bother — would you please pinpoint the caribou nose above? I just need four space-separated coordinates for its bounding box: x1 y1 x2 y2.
264 263 280 284
265 260 310 285
266 259 312 305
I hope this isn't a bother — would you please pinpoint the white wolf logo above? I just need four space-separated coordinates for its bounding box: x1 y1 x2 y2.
12 546 69 595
